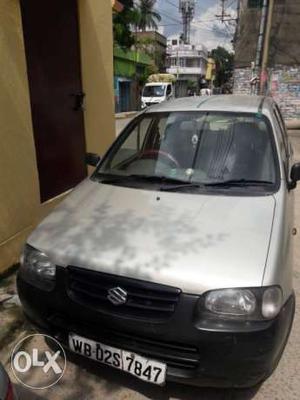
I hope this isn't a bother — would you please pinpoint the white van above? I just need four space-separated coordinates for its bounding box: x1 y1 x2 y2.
141 82 174 109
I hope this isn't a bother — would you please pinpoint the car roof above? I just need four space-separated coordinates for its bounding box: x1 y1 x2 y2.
144 95 274 114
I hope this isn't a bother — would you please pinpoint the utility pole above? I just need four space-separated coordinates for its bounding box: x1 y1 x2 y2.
215 0 231 23
260 0 274 95
254 0 268 95
179 1 195 44
235 0 241 37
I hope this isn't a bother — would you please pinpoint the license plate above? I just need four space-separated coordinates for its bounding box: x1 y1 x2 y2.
68 333 167 385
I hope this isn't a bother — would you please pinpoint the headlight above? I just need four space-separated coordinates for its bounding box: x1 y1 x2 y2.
19 244 56 291
202 286 283 321
262 287 282 319
205 289 256 317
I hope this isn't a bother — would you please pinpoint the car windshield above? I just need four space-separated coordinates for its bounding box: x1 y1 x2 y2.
143 85 165 97
97 112 278 190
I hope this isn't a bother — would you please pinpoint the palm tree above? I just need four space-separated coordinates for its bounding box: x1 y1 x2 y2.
136 0 161 31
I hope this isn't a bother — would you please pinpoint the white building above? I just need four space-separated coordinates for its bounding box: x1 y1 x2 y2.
166 34 208 96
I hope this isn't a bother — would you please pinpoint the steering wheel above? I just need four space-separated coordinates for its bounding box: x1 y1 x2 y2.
139 149 180 168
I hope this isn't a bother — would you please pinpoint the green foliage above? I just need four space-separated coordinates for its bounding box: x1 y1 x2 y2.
135 36 155 53
138 64 159 85
187 80 197 89
211 46 234 88
135 36 165 71
113 1 162 49
113 0 137 49
135 0 161 31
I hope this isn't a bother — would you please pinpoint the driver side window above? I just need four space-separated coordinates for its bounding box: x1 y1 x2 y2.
110 117 152 169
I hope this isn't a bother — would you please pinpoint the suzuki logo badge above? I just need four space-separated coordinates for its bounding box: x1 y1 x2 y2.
107 287 127 306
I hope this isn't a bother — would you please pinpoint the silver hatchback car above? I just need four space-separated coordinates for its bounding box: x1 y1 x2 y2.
18 96 299 388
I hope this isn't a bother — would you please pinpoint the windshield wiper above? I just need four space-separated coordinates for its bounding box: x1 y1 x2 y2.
159 179 274 192
96 173 190 185
131 175 205 191
160 182 203 192
97 174 274 191
204 179 274 187
128 174 189 185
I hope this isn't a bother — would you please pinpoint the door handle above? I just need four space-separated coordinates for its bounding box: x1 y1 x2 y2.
70 92 85 111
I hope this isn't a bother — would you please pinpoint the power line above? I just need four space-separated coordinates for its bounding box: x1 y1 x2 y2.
159 16 236 26
194 0 208 13
215 0 231 22
227 0 237 8
156 9 182 24
134 0 235 39
164 0 179 10
157 23 181 27
133 1 182 24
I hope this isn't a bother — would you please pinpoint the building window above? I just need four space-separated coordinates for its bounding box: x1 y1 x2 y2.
172 39 178 45
186 58 200 67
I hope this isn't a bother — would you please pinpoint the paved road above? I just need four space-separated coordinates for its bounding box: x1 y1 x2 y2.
115 116 135 136
1 132 300 400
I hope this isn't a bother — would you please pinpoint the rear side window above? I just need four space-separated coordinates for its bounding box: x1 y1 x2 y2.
274 105 289 154
273 105 290 177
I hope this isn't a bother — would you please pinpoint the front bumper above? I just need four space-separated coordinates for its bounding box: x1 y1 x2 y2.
17 268 295 388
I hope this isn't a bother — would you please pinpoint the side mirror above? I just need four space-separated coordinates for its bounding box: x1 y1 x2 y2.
290 162 300 189
85 152 101 167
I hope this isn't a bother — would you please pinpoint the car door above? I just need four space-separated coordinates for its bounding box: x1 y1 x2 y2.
272 104 294 291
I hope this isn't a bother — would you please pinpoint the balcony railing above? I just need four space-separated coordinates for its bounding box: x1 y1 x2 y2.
167 66 205 75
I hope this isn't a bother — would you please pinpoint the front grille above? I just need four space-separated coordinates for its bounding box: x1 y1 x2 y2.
104 329 199 370
49 313 199 371
67 267 181 321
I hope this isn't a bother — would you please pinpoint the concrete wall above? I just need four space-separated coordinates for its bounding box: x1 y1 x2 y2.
234 2 261 68
270 66 300 120
78 0 115 157
234 0 300 119
0 0 40 272
235 0 300 68
233 67 253 95
0 0 115 274
233 65 300 120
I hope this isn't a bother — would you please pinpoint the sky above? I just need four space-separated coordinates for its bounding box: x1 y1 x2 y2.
155 0 237 51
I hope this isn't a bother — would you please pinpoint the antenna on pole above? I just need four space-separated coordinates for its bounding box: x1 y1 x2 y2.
179 1 195 44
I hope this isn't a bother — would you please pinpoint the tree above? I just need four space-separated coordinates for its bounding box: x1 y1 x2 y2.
113 0 138 49
211 46 234 89
136 0 161 31
135 36 165 71
138 64 159 86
